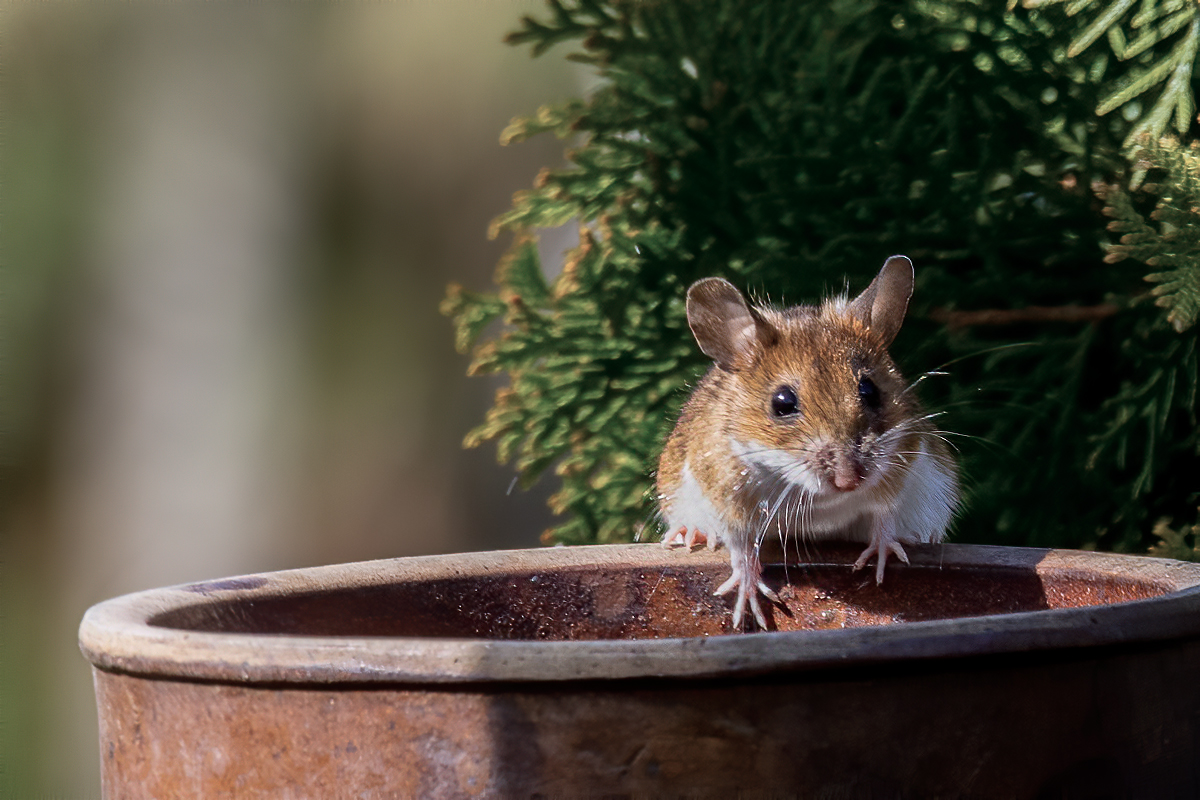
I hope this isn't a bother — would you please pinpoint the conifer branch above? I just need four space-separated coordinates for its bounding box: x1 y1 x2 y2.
929 304 1120 329
446 0 1199 553
1098 137 1200 331
1024 0 1200 148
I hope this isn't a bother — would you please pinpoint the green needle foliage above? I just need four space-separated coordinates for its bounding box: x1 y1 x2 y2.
1025 0 1200 150
1091 136 1200 554
443 0 1200 552
1101 136 1200 332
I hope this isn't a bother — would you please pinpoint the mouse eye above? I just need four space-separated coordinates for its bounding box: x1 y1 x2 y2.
858 376 882 410
771 385 800 418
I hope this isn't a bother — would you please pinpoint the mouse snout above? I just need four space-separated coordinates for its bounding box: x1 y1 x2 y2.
826 448 865 492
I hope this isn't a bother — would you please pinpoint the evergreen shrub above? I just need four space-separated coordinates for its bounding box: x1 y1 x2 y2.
443 0 1200 554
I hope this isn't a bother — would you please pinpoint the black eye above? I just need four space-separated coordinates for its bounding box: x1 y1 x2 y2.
771 385 800 417
858 376 882 410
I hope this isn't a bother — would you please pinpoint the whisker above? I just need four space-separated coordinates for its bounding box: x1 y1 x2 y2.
921 341 1042 375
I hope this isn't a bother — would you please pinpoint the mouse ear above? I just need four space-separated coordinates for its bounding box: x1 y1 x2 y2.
686 277 778 370
847 255 914 347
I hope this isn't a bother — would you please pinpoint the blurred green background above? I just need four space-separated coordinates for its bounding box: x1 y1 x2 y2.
0 3 585 796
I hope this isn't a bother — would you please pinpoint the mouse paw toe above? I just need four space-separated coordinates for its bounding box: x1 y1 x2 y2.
661 526 709 550
853 531 909 584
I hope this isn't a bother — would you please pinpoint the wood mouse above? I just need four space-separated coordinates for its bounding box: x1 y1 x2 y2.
656 256 959 629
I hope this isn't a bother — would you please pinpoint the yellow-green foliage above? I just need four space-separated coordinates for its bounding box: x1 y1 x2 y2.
1101 136 1200 332
1149 509 1200 561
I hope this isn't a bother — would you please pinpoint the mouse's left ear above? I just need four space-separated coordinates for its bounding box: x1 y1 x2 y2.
848 255 913 347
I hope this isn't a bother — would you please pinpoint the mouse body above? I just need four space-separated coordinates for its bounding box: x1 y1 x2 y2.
656 256 959 629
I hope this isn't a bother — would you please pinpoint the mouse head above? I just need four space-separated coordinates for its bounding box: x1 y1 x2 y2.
685 256 918 492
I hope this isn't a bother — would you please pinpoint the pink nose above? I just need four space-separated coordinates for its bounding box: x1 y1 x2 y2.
835 472 864 491
830 461 864 492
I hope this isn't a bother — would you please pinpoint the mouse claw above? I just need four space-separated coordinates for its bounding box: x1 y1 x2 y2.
661 526 708 549
756 580 781 604
853 531 909 584
729 586 769 630
716 556 773 629
876 540 909 583
747 591 770 629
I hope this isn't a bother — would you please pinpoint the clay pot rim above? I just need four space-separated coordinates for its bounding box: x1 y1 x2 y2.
79 543 1200 685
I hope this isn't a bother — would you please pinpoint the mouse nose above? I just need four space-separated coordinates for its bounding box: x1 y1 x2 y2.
829 452 865 492
832 470 862 492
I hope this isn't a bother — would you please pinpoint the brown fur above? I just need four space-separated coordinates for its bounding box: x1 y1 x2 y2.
656 257 959 628
658 299 929 527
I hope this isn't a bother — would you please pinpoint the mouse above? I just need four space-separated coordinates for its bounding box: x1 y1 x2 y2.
655 255 959 630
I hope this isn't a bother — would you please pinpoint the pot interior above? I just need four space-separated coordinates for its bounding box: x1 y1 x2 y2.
149 543 1179 639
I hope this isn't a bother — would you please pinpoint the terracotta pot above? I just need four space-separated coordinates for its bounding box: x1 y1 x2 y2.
80 542 1200 797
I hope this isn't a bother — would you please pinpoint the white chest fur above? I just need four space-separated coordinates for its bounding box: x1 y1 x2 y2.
666 435 956 547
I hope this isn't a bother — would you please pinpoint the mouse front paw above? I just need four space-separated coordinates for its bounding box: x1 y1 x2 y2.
852 519 910 584
715 557 779 630
660 526 709 549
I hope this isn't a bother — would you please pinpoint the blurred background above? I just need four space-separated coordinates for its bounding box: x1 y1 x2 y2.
1 3 588 796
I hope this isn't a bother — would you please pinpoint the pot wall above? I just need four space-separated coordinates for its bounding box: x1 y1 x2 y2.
95 639 1200 797
81 543 1200 797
